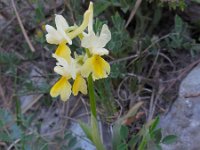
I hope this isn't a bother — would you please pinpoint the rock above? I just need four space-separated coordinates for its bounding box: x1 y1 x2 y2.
20 65 46 113
69 122 96 150
160 65 200 150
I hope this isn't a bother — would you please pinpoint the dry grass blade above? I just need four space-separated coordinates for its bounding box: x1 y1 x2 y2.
7 139 21 150
124 101 144 119
117 101 144 124
125 0 142 28
11 0 35 52
21 94 43 114
147 86 164 121
0 83 6 106
7 131 33 150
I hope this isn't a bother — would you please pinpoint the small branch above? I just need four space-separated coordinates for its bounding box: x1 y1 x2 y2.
11 0 35 52
7 139 21 150
125 0 142 28
166 58 200 91
110 54 138 64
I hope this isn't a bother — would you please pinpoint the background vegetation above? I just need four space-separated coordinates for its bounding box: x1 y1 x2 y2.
0 0 200 149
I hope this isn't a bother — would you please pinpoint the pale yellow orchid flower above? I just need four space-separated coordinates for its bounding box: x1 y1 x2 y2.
72 52 88 95
45 2 93 45
50 53 87 101
45 15 73 45
81 55 110 80
80 3 111 80
82 24 111 56
50 76 71 101
50 54 76 101
53 54 77 79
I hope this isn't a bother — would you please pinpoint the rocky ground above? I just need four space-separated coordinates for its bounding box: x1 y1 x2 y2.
160 64 200 150
1 0 200 149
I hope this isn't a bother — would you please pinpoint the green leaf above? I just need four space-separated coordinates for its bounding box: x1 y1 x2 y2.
117 143 128 150
91 114 106 150
120 125 129 140
79 115 106 150
112 124 122 150
39 142 48 150
111 12 125 30
79 121 93 142
110 63 127 78
64 132 73 140
24 144 32 150
0 120 3 127
119 0 130 13
0 52 20 65
128 135 140 148
175 15 183 33
10 124 22 140
35 1 45 23
94 0 111 16
138 136 147 150
94 18 107 34
162 135 177 144
153 128 162 144
112 102 143 150
156 144 162 150
0 132 11 142
121 101 143 123
150 116 160 133
68 137 77 148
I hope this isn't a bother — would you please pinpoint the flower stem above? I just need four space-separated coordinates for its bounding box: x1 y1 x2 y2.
88 74 97 118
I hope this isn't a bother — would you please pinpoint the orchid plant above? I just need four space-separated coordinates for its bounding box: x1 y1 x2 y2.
45 2 111 150
45 2 111 102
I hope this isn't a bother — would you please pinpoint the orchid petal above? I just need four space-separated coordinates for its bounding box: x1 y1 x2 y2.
72 74 87 96
50 77 71 101
55 14 69 30
81 55 110 80
68 2 92 39
45 25 62 44
55 43 71 63
96 24 111 48
92 48 109 56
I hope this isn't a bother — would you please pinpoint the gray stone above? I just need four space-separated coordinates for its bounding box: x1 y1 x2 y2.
160 65 200 150
20 65 46 113
69 122 96 150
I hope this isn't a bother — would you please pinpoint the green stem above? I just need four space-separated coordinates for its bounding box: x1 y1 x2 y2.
88 74 97 118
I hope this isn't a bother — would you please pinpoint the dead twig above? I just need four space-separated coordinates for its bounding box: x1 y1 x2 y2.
125 0 142 28
147 85 164 121
0 7 32 33
7 131 33 150
166 58 200 91
147 49 160 77
117 77 129 101
110 54 138 64
159 52 175 70
7 139 21 150
114 98 123 119
142 33 179 55
11 0 35 52
0 83 6 106
69 96 82 117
